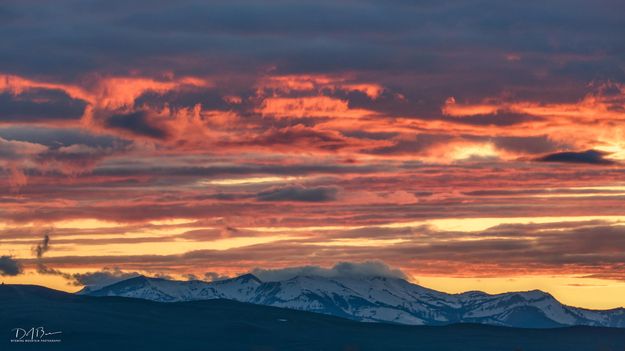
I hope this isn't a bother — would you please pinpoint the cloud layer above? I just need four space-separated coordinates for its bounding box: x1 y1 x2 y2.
0 0 624 306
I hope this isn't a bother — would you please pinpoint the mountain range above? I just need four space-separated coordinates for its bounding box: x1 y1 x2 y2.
81 273 625 329
5 284 625 351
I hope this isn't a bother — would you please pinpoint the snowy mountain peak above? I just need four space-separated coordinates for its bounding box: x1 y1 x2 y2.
84 273 625 329
514 289 553 300
230 273 262 284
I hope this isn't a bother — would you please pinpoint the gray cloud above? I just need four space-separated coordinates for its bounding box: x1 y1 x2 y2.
31 230 74 280
105 111 169 140
536 149 616 165
1 0 623 108
0 255 23 276
0 126 126 149
256 185 338 202
0 88 86 123
32 231 51 259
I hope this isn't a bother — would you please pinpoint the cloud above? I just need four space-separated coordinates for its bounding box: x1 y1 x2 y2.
203 271 231 282
71 267 141 290
26 219 625 282
256 185 338 202
1 0 625 296
0 134 123 189
0 137 47 161
251 261 408 281
0 136 47 188
536 150 615 165
0 88 87 123
0 255 23 276
105 111 169 139
230 125 373 152
447 112 541 127
32 231 51 259
35 144 120 175
492 136 562 155
0 126 126 149
31 230 74 279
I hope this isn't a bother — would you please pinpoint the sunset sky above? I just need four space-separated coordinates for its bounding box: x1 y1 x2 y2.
1 0 625 309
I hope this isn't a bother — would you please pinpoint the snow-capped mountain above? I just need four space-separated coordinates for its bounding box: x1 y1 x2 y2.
83 274 625 328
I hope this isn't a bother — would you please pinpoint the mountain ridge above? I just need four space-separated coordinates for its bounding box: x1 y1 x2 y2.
81 273 625 328
4 283 625 351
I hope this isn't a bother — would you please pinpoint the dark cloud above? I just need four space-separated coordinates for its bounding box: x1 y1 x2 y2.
366 134 451 155
0 88 87 123
1 0 622 105
239 126 351 151
31 230 74 280
105 111 169 139
72 267 141 290
0 255 23 276
32 231 51 259
449 113 542 127
492 135 562 155
341 130 398 141
536 150 615 165
256 185 338 202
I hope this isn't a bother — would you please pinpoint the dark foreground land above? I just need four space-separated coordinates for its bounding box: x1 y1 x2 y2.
1 284 624 351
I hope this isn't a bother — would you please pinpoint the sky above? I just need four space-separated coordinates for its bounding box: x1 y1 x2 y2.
1 0 625 309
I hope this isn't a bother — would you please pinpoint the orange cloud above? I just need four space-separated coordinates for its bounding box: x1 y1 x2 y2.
442 97 500 117
0 74 91 103
256 74 385 99
258 96 374 119
443 83 625 122
92 76 212 110
341 83 384 99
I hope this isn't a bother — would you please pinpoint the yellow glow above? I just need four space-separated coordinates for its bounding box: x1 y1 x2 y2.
451 142 499 161
414 275 625 310
201 176 302 185
149 218 197 226
390 215 625 232
52 219 125 229
0 270 80 292
249 215 625 233
0 219 125 230
532 193 625 198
